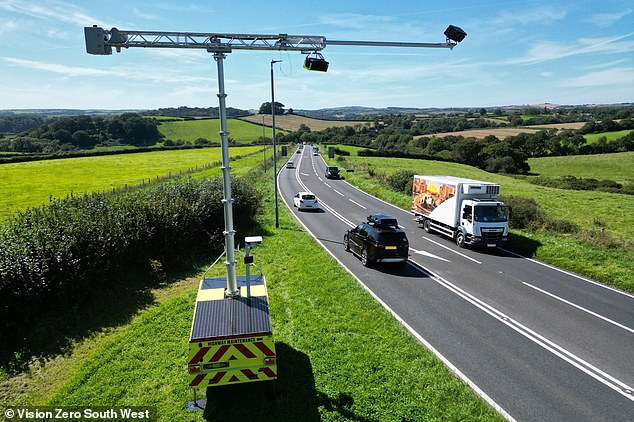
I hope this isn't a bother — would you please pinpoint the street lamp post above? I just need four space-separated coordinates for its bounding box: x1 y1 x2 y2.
271 59 282 228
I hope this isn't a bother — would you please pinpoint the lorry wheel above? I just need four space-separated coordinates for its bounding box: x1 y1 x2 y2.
361 248 370 267
423 219 431 233
344 235 350 252
455 231 466 248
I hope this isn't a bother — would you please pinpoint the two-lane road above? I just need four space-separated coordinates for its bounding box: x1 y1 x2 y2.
278 147 634 421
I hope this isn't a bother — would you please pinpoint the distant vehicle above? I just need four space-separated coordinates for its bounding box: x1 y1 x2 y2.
313 151 319 156
286 161 294 169
412 175 510 248
325 166 340 179
344 214 409 267
293 192 319 211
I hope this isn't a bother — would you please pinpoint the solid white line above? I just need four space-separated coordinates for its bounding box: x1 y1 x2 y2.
423 236 482 264
500 247 634 300
523 282 634 334
333 189 345 197
406 259 634 403
278 171 516 421
349 198 367 209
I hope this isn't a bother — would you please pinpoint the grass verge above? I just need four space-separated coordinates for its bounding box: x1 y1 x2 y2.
2 163 503 421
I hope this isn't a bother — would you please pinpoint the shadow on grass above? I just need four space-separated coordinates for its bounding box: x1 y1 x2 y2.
0 255 210 376
202 343 373 422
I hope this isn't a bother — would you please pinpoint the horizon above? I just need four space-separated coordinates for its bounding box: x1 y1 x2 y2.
1 1 633 110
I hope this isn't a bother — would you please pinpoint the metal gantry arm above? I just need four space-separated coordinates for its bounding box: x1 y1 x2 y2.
85 24 464 299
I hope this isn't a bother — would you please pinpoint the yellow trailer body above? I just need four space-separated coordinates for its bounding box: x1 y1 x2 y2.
187 274 277 390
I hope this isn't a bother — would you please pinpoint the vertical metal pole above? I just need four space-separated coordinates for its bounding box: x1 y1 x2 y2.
214 51 239 298
271 60 281 228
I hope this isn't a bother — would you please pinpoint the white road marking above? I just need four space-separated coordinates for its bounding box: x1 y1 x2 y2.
324 182 331 188
301 172 310 176
501 247 634 300
333 189 345 197
423 236 482 264
349 199 367 209
523 282 634 334
410 247 450 262
317 176 323 182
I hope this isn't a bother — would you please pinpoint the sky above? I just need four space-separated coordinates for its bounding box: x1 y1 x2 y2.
0 0 633 111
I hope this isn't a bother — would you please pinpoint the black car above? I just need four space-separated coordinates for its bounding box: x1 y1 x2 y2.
344 214 409 266
325 166 340 179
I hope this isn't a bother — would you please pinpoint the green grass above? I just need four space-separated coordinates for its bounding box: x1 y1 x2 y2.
0 146 264 221
528 152 634 184
326 149 634 292
157 118 287 143
583 129 633 144
3 164 503 421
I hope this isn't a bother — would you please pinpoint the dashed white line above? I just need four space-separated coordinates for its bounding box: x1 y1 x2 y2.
423 236 481 264
523 282 634 334
349 198 367 209
333 189 345 197
324 182 331 188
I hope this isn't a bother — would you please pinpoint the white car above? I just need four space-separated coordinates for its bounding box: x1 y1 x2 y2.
286 161 294 169
293 192 319 211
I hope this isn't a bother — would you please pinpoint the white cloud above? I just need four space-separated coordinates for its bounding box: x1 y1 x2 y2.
0 19 18 34
0 0 109 28
588 9 633 27
490 7 566 26
506 32 634 65
563 67 634 88
4 57 110 77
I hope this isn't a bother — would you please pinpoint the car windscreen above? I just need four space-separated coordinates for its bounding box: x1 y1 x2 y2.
474 205 508 222
301 194 316 200
327 167 339 173
376 231 408 244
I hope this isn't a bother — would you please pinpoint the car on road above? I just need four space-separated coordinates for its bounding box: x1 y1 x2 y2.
344 214 409 267
293 191 319 211
286 161 294 169
325 166 340 179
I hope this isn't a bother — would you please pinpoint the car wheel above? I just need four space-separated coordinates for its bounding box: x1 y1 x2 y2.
344 235 350 252
361 248 370 267
456 231 466 248
423 219 431 233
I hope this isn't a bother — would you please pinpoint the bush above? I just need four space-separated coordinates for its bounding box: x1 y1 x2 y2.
0 177 259 347
500 195 578 233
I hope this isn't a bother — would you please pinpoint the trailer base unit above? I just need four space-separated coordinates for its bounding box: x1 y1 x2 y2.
187 274 277 390
411 175 510 248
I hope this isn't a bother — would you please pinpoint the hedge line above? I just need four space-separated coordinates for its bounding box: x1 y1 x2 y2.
0 176 259 344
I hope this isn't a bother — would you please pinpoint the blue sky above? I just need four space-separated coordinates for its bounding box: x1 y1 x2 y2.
1 0 633 110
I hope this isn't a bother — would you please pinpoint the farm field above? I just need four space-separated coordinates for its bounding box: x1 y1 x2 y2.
0 145 264 220
327 146 634 290
528 151 634 183
419 122 588 140
239 113 368 132
583 129 632 144
157 118 285 143
2 165 502 422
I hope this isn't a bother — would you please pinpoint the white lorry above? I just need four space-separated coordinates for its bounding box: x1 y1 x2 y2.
412 175 510 248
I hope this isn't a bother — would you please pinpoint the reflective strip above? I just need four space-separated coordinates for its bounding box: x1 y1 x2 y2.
260 367 277 378
208 371 226 385
189 347 210 364
234 343 256 358
190 374 207 386
209 345 231 362
254 342 276 357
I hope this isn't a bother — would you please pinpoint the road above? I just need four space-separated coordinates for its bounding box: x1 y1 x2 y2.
277 147 634 421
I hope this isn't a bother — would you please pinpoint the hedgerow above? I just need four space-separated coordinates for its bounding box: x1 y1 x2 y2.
0 177 258 348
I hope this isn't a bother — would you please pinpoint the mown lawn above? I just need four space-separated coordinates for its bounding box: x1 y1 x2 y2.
3 165 503 421
157 118 287 144
528 151 634 183
0 146 263 221
326 146 634 292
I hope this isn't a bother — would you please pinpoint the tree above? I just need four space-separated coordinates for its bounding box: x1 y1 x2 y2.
258 102 285 115
479 108 487 116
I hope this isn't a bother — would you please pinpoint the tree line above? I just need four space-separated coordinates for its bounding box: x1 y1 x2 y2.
0 113 163 153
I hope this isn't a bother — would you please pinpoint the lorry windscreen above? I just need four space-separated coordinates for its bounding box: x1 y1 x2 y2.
474 205 507 222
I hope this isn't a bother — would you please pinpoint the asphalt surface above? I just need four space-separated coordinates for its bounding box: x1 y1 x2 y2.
278 148 634 422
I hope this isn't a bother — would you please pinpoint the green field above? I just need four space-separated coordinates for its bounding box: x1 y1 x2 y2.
157 118 287 144
528 152 634 183
0 146 265 220
327 145 634 291
3 165 502 421
583 130 632 144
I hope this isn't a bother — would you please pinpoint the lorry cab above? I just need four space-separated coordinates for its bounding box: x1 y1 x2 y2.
458 199 510 247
